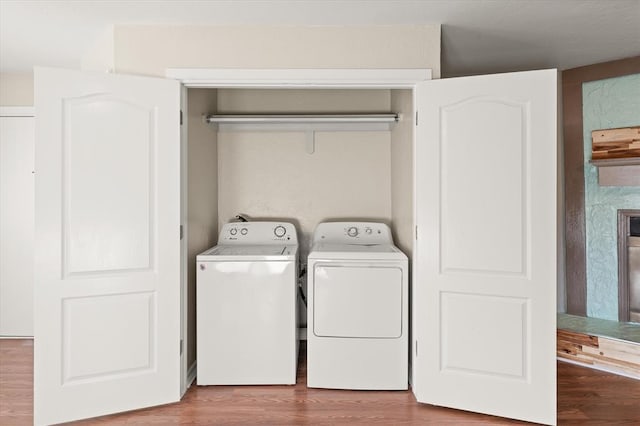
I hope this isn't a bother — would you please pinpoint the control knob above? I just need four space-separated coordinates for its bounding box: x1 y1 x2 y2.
229 228 238 236
274 225 287 238
347 226 359 237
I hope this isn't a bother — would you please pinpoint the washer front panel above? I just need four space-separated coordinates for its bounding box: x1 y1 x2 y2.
196 259 298 385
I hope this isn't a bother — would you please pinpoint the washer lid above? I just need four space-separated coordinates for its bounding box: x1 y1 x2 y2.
308 243 407 261
197 244 298 261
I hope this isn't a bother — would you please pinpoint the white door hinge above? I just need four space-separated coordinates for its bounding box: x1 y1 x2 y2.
415 340 418 357
415 225 418 240
180 339 183 355
180 110 183 126
415 111 418 126
180 225 183 240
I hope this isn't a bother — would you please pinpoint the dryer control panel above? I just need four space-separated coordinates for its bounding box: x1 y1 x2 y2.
312 222 393 245
219 221 298 244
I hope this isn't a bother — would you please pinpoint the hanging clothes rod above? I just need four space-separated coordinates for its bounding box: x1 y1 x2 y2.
205 113 398 124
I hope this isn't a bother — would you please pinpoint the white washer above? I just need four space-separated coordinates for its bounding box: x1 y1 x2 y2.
307 222 408 390
196 221 299 385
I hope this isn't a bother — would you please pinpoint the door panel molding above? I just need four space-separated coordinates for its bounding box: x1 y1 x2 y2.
61 94 157 276
439 96 531 277
61 291 156 384
440 292 529 380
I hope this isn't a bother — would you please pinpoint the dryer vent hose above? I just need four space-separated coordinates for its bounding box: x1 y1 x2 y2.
234 214 249 222
298 264 307 307
298 284 307 307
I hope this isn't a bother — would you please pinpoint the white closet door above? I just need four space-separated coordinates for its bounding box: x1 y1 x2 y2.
0 113 34 336
34 68 181 425
413 70 557 425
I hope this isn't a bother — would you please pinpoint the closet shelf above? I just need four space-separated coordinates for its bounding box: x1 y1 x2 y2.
205 113 399 154
205 113 398 124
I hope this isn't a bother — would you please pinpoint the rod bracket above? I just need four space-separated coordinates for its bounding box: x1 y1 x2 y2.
306 131 315 154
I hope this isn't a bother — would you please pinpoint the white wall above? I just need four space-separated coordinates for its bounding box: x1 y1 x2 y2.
0 72 34 106
80 26 115 72
113 25 441 77
0 114 34 336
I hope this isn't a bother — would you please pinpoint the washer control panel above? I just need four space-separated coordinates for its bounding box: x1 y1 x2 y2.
313 222 393 244
219 221 298 244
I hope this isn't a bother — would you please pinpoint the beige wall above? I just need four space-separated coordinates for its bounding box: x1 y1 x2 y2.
217 88 391 114
0 24 439 121
390 89 414 258
218 132 392 252
215 89 393 255
113 25 440 77
0 72 34 106
186 88 219 368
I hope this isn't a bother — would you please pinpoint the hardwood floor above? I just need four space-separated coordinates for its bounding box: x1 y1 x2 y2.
2 339 639 425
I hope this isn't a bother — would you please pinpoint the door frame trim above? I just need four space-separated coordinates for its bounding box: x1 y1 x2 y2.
561 56 640 316
166 68 431 89
0 107 34 117
165 67 432 398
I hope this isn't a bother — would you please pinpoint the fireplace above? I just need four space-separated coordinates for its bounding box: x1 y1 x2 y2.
618 210 640 323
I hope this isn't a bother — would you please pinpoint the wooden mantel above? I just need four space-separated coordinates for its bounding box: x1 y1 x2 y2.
591 126 640 161
590 126 640 186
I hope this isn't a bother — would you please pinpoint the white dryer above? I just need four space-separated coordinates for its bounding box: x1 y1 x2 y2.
196 221 299 385
307 222 408 390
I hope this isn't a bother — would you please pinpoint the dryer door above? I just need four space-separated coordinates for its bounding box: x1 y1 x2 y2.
313 265 403 338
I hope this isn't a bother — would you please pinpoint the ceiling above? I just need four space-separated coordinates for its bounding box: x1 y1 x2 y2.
1 0 638 77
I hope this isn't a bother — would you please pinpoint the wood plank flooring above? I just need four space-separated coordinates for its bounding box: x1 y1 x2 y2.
2 339 640 425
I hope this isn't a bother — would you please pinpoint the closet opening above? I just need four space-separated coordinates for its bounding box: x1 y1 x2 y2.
183 86 416 378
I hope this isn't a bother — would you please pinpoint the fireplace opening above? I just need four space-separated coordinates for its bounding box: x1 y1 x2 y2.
618 210 640 323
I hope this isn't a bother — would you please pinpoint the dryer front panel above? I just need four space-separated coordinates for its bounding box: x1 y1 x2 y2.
313 265 403 338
